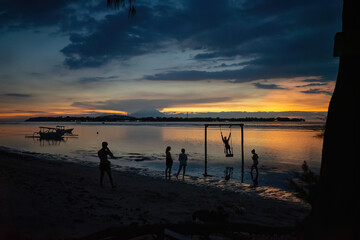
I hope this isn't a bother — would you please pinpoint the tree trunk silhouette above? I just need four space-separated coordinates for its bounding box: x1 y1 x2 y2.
306 1 359 238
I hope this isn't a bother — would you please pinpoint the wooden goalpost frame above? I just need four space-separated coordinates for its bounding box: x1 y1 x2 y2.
204 123 245 182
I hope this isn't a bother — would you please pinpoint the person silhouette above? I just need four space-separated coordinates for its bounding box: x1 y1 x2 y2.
165 146 173 178
250 149 259 187
98 141 115 188
221 132 232 155
176 148 188 179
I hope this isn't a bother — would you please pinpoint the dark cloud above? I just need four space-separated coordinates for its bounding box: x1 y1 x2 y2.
15 110 45 113
296 83 328 88
4 93 31 98
194 53 219 60
60 6 164 68
143 62 333 83
0 0 108 34
146 0 340 82
253 83 286 90
0 109 44 114
0 0 77 30
57 0 340 77
131 109 165 118
301 88 333 95
301 78 332 83
77 76 118 84
144 69 251 82
1 0 342 82
71 97 231 113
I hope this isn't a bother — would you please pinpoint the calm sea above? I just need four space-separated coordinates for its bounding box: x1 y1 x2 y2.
0 121 324 190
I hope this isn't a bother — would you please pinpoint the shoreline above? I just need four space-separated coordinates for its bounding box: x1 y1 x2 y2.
0 146 309 201
1 148 310 239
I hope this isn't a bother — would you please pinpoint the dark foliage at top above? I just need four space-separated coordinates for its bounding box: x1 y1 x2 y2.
107 0 136 17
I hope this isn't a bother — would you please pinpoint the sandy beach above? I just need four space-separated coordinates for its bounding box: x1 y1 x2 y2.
0 149 310 239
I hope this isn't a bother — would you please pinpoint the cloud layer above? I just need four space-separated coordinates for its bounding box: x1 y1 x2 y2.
0 0 341 118
1 0 340 80
72 97 232 114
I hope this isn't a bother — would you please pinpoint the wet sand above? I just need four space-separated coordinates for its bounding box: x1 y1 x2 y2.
0 149 310 239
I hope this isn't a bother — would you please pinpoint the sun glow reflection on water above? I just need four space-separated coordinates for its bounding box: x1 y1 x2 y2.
0 122 323 193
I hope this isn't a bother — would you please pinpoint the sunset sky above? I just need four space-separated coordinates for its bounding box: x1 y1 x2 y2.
0 0 341 121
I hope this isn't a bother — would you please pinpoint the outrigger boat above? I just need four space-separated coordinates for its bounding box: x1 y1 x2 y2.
33 127 64 140
26 126 78 140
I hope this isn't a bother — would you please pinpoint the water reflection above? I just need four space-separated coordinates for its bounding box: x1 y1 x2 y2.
0 122 323 191
0 123 323 167
32 137 67 146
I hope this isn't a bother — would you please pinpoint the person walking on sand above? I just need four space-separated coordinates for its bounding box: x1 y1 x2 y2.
176 148 188 179
98 141 115 188
165 146 173 178
251 149 259 186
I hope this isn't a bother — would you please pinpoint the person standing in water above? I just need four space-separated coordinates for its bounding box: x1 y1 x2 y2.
251 149 259 187
176 148 188 179
165 146 173 178
98 141 115 188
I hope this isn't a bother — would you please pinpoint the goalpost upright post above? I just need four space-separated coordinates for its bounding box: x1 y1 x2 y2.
241 124 244 183
204 124 208 176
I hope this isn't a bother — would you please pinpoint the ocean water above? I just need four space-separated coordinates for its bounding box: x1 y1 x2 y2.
0 121 324 191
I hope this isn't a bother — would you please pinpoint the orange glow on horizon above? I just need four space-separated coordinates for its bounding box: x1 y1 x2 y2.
0 113 39 119
160 83 333 114
0 104 328 120
1 80 332 120
84 110 128 115
161 101 329 114
0 109 128 120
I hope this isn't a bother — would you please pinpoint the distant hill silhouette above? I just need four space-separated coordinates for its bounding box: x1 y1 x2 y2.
25 115 305 122
25 115 135 122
